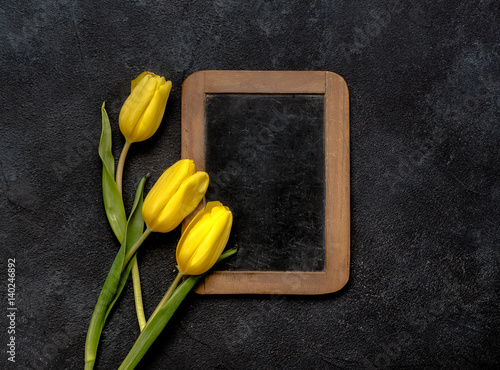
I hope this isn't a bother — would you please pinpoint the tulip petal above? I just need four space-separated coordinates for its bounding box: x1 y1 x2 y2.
131 71 151 92
130 79 172 142
176 202 221 271
142 160 196 229
176 212 213 268
185 209 232 275
119 74 157 142
176 201 233 275
152 171 209 233
119 72 172 143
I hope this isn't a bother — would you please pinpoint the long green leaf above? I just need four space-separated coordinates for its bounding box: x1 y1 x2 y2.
106 175 148 321
98 102 115 178
107 257 135 322
85 176 148 370
125 175 148 250
99 102 127 243
85 238 127 370
118 248 238 370
123 175 149 331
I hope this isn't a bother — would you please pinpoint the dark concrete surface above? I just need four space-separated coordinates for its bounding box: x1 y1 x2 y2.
1 0 499 369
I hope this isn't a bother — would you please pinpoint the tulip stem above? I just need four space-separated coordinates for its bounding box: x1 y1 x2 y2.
132 257 147 331
126 228 152 332
147 271 184 324
116 139 132 196
125 227 153 266
116 138 148 332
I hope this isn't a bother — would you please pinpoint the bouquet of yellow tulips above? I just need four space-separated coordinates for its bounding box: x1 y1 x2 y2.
84 72 236 370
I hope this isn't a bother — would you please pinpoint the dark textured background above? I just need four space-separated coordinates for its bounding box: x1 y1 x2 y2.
1 0 499 369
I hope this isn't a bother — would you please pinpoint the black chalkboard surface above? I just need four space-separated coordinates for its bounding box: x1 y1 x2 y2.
181 70 349 295
205 94 326 272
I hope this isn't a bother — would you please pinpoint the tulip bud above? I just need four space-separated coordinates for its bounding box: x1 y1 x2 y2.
176 201 233 275
142 159 209 233
119 71 172 143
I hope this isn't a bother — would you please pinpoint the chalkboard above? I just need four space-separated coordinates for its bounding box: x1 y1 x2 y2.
205 94 326 272
181 71 349 294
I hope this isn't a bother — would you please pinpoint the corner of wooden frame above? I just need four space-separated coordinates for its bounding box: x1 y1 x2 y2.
181 70 350 295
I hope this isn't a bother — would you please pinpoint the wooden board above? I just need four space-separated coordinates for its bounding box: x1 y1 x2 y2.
181 70 350 295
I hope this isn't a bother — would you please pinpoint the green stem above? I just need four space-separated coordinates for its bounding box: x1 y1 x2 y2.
116 139 132 197
125 228 152 266
147 271 184 324
118 248 238 370
132 258 147 331
115 138 147 332
119 274 204 370
85 359 94 370
84 227 152 370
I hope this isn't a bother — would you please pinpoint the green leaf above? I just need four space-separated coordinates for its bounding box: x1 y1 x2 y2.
85 175 149 370
99 102 127 243
98 103 116 179
85 238 127 370
105 175 148 321
118 248 238 370
125 175 149 250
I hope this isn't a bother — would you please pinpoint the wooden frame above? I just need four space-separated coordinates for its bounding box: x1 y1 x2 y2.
181 70 349 295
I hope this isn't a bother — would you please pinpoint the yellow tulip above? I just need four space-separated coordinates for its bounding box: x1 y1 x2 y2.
119 71 172 143
176 201 233 275
142 159 209 233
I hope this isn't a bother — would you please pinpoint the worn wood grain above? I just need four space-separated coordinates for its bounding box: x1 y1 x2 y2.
181 70 350 294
